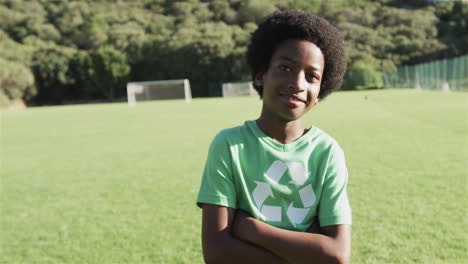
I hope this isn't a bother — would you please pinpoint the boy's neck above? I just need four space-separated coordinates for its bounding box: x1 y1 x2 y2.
256 115 307 144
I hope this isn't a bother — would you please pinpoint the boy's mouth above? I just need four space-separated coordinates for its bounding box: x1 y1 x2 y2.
279 92 307 105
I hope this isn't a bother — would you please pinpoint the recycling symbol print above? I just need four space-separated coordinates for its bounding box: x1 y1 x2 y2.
252 160 316 226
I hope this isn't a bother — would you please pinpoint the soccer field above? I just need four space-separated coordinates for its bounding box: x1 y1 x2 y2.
2 89 467 263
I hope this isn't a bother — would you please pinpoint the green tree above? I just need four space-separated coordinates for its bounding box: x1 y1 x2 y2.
71 15 108 49
170 0 213 25
335 3 444 70
107 21 146 53
87 46 130 100
54 1 90 36
68 50 96 100
31 46 76 104
209 0 238 24
0 29 34 65
68 46 130 101
237 0 277 24
342 61 384 90
435 1 468 57
0 57 35 106
378 5 444 65
0 0 464 104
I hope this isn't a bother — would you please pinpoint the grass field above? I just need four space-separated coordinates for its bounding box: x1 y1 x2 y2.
1 89 467 263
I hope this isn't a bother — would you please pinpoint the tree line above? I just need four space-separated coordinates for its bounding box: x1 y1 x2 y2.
0 0 466 106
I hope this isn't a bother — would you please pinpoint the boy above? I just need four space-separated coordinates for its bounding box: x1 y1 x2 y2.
197 10 351 264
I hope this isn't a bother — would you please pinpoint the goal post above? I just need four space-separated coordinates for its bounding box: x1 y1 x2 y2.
222 81 257 97
127 79 192 106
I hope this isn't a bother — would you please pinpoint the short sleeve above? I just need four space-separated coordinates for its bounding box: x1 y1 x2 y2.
196 133 237 209
318 143 352 226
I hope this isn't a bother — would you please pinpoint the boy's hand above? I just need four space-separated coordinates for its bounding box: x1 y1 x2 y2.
201 204 289 263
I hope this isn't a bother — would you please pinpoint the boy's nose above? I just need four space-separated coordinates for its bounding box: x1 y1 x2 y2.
288 71 307 92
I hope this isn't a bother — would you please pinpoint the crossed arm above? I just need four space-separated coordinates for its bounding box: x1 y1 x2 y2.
201 204 351 264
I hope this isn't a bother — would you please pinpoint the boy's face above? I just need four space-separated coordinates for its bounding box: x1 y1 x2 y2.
257 39 324 122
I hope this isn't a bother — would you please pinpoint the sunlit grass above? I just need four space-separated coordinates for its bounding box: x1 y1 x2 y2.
2 89 467 263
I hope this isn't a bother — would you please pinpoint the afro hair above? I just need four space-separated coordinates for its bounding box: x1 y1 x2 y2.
246 10 347 99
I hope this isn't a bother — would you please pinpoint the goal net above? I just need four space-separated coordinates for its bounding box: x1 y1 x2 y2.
222 81 257 97
127 79 192 106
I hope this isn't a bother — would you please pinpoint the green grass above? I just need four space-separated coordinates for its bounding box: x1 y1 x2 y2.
2 89 467 263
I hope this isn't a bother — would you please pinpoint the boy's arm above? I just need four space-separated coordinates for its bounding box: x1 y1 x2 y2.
232 210 351 264
201 204 288 264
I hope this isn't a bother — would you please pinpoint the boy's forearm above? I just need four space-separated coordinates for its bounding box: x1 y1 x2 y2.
202 204 288 264
203 232 288 264
232 213 350 264
253 221 347 264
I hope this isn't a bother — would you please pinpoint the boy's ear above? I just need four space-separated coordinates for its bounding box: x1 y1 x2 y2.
254 72 264 86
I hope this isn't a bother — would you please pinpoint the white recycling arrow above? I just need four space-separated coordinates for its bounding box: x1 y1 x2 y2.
298 184 316 207
286 162 308 185
252 181 274 209
261 205 282 222
264 160 287 183
287 202 311 225
254 160 315 226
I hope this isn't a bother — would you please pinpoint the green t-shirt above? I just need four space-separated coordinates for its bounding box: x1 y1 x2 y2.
197 120 351 231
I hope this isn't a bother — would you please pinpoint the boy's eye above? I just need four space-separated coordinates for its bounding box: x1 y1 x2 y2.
306 73 319 83
278 65 291 72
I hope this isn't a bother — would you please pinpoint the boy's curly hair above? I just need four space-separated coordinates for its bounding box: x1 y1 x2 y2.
247 10 347 99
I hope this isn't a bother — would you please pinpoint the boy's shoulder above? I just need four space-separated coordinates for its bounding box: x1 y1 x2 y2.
309 127 346 158
214 120 255 141
207 122 254 153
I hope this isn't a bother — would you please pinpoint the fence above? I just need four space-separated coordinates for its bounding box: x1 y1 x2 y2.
383 55 468 91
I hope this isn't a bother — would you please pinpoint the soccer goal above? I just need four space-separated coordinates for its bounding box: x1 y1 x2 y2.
222 81 257 97
127 79 192 106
